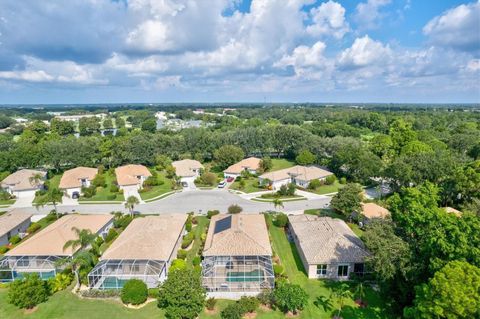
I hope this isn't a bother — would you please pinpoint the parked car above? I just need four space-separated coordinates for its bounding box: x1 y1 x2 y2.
181 182 188 188
218 181 226 188
71 191 80 199
226 177 235 183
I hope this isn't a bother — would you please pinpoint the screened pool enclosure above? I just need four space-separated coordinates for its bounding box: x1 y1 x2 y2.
202 255 274 293
0 255 65 282
88 259 166 289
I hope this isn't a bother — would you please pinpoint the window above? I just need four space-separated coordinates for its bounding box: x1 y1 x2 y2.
354 263 364 274
337 265 348 277
316 264 327 276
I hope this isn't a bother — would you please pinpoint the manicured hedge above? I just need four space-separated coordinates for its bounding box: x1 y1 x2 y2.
121 279 148 305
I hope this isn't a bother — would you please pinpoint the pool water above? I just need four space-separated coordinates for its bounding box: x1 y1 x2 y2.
226 269 264 282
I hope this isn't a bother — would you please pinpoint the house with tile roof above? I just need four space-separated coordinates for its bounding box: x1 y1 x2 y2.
88 215 186 289
115 164 152 190
0 214 113 282
223 157 261 179
59 167 98 197
259 165 333 190
202 214 274 299
288 214 369 280
0 212 32 246
1 169 47 198
172 159 203 184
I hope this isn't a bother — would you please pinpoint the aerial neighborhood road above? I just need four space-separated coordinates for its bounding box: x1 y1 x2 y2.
9 189 331 215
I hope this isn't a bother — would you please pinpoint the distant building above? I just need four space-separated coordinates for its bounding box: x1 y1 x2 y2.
172 159 203 184
59 167 98 197
224 157 261 179
289 215 369 280
259 165 333 190
1 169 47 198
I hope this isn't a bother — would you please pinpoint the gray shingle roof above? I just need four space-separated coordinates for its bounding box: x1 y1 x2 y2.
289 214 369 264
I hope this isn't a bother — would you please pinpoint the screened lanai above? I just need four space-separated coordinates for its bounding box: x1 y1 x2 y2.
0 255 65 282
88 215 186 290
88 259 165 289
202 255 274 293
202 214 274 297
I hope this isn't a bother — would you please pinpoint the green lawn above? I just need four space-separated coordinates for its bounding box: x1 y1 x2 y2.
140 172 173 200
78 172 124 202
230 177 264 193
0 199 15 206
33 174 62 204
185 217 209 265
265 214 390 318
302 180 345 195
270 158 295 171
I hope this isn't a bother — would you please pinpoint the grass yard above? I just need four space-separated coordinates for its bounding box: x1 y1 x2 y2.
33 174 62 204
305 209 364 238
139 172 173 200
265 214 390 319
270 158 295 170
302 180 345 195
185 216 209 265
0 199 15 206
230 177 264 193
78 172 124 202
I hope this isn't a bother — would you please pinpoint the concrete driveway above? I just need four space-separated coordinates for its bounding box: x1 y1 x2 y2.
10 193 36 208
8 189 331 216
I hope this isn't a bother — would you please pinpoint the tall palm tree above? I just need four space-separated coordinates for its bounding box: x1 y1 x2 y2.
125 195 139 217
62 227 97 289
272 198 284 210
36 187 64 218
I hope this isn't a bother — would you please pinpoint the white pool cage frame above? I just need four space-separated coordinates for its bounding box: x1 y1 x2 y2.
202 255 274 293
0 255 67 282
88 259 166 289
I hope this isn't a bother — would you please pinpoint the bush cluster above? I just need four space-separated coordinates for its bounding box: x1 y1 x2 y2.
227 204 242 214
121 279 148 305
0 245 9 254
27 222 41 234
82 185 96 198
177 249 187 260
206 297 217 310
277 183 296 196
104 228 118 243
273 213 288 228
182 231 195 249
80 289 120 298
273 264 285 277
192 256 201 267
325 175 336 185
48 273 73 293
7 273 51 309
207 210 220 219
109 184 119 193
113 215 133 229
220 297 260 319
9 235 21 245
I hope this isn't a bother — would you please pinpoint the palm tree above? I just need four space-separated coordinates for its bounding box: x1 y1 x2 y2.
57 250 95 290
272 198 284 210
125 195 139 217
36 187 64 218
28 172 44 188
331 283 353 319
62 227 97 289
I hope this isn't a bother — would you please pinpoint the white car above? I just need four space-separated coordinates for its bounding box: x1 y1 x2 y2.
217 181 226 188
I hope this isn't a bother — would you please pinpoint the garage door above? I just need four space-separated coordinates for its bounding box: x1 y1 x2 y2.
14 190 37 198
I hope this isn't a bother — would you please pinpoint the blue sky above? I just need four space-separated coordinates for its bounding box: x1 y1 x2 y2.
0 0 478 104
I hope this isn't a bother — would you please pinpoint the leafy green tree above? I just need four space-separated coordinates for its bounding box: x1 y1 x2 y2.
0 115 14 129
141 118 157 133
330 283 353 318
259 156 272 172
156 154 172 170
158 268 206 319
330 183 363 216
362 219 411 281
214 145 245 170
36 187 63 217
50 118 75 135
79 117 100 135
125 195 140 217
405 261 480 319
273 283 308 314
7 273 50 309
102 118 114 129
389 119 417 152
295 149 316 165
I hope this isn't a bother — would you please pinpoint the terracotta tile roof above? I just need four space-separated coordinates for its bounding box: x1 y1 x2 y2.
224 157 261 174
101 215 186 261
259 165 333 182
0 212 32 238
361 203 390 219
59 167 98 189
6 214 113 256
115 164 152 186
289 215 369 264
1 169 46 191
203 214 272 257
172 159 204 177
